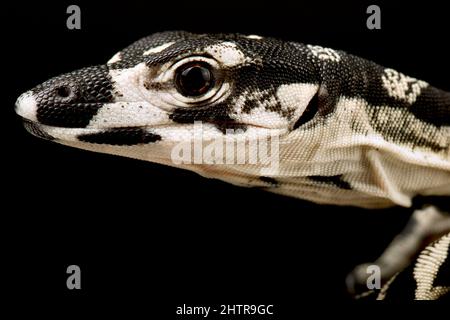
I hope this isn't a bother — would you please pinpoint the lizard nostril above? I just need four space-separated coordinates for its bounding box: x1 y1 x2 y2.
55 85 72 98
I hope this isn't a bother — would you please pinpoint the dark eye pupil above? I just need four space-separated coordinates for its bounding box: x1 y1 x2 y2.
175 62 214 97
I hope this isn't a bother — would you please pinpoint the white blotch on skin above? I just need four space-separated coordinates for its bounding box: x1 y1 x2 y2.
246 35 263 40
107 52 122 64
307 44 341 62
381 68 428 104
109 63 151 102
15 91 38 121
231 84 319 129
204 42 247 67
143 42 175 56
87 102 170 128
276 83 319 127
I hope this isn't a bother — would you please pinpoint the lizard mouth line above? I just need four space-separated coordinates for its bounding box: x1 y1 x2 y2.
21 118 165 145
22 119 55 140
20 118 159 134
20 118 148 141
21 117 274 133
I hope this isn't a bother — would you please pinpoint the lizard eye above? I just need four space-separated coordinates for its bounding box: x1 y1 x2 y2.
175 61 214 97
155 56 229 108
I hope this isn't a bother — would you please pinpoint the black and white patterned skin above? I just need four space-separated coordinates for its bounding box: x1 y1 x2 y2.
14 31 450 298
15 31 450 208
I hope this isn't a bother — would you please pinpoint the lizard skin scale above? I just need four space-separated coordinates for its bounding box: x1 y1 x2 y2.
14 31 450 299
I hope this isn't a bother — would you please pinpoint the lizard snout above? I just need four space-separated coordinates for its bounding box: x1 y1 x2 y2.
15 65 115 128
15 91 38 122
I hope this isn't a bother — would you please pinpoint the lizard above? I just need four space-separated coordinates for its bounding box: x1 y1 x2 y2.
14 31 450 299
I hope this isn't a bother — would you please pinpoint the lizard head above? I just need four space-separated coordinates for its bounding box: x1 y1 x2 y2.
15 31 319 182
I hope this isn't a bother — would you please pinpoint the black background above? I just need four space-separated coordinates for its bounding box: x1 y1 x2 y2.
2 0 449 314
